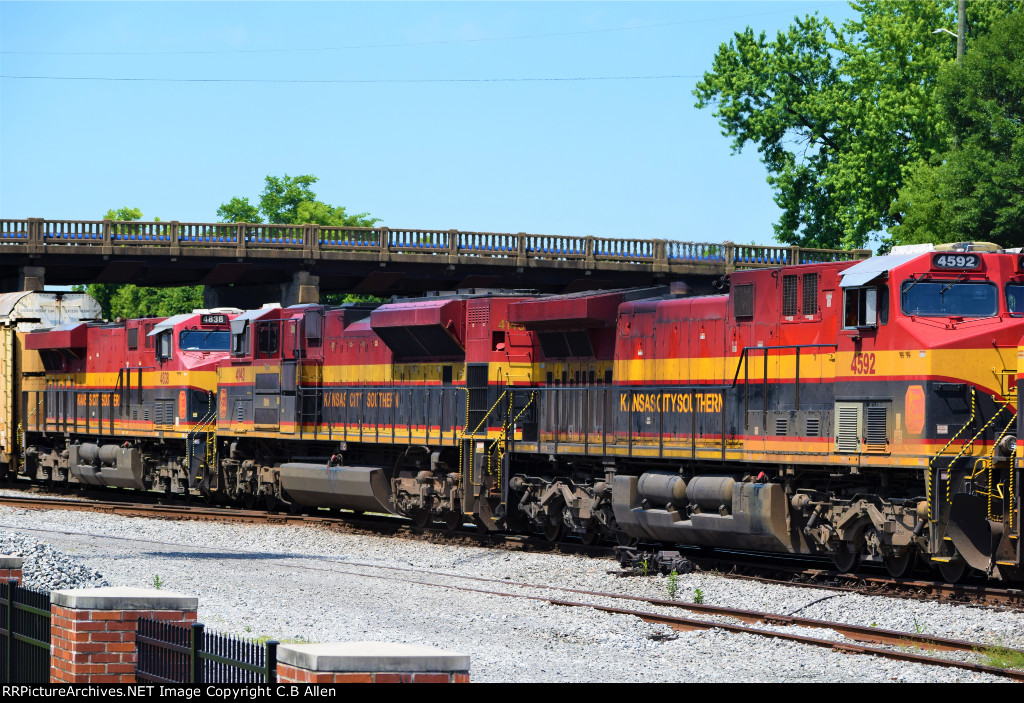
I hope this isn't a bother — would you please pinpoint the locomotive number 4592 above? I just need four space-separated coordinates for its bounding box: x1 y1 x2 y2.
851 352 876 375
933 253 980 269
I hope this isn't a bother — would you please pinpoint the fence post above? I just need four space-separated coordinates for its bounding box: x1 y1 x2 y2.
26 218 44 255
309 225 321 259
447 229 459 263
191 622 204 684
5 579 14 683
516 233 527 268
584 236 595 267
377 227 390 263
235 223 248 257
653 239 668 273
0 559 22 585
724 241 736 274
266 641 278 683
169 221 180 257
50 587 198 684
791 246 802 265
101 219 113 255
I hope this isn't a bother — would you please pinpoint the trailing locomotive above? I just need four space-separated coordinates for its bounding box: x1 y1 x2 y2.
8 243 1024 582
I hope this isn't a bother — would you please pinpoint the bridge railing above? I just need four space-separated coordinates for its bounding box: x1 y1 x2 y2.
0 218 870 269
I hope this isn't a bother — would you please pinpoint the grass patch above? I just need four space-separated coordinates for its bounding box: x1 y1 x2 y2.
978 642 1024 670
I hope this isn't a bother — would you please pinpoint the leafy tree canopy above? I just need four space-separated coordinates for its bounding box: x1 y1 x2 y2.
218 174 379 228
889 9 1024 248
693 0 1017 250
76 207 203 319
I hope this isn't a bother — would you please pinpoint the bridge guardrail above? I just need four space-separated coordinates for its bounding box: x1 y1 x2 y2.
0 218 870 271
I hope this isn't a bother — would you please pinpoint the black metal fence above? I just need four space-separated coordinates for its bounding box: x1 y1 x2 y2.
136 618 277 683
0 579 51 683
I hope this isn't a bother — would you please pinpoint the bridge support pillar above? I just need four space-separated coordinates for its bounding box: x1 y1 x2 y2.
203 271 319 310
19 266 45 292
282 270 320 306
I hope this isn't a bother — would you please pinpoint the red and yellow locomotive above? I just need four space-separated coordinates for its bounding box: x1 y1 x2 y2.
10 243 1024 582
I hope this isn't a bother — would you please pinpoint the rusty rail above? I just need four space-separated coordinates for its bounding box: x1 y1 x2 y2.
0 218 869 272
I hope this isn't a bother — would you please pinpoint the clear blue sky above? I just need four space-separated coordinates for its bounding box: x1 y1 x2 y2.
1 1 860 248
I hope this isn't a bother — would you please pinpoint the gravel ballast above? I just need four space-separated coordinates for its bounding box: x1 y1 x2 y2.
0 504 1019 683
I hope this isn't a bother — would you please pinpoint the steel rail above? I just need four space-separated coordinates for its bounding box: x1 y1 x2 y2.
2 507 1023 680
5 492 1024 610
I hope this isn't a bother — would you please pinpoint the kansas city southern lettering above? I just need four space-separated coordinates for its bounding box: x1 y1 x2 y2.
322 391 402 409
619 391 722 414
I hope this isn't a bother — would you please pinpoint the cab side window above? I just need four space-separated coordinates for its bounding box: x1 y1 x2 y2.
844 285 888 328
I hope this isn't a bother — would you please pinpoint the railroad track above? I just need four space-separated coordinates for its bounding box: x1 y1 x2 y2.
3 506 1023 682
2 489 1023 611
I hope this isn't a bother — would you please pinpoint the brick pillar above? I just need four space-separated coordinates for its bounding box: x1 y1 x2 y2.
50 587 197 684
0 556 23 584
276 642 470 683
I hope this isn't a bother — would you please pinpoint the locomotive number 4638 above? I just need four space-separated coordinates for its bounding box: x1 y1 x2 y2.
851 352 876 375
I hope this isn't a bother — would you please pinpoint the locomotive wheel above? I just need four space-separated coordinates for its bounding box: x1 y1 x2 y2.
938 557 968 584
831 543 861 573
883 549 915 579
412 508 431 529
444 510 462 532
615 530 639 548
579 529 600 546
543 518 564 543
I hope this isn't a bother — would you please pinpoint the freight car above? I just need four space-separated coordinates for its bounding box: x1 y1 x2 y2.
1 291 102 479
10 243 1024 583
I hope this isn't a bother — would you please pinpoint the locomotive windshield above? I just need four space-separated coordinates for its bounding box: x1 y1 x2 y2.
900 280 997 318
1008 284 1024 314
179 329 231 351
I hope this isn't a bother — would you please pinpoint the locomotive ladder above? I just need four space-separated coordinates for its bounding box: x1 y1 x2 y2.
927 381 1020 570
296 361 323 440
185 393 218 491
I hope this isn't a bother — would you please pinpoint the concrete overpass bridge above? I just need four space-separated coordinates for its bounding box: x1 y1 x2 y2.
0 217 869 307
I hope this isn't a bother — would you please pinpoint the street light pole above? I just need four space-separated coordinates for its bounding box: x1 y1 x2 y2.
956 0 965 62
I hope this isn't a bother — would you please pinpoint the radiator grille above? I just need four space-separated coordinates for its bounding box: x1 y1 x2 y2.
864 406 889 451
254 407 278 426
467 303 489 326
734 284 754 318
255 373 280 393
782 276 798 316
835 405 860 453
774 416 788 436
806 417 820 437
802 273 819 314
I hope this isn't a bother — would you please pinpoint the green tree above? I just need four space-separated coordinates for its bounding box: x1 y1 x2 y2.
76 207 204 319
890 9 1024 248
693 1 1017 250
219 174 379 228
215 196 261 224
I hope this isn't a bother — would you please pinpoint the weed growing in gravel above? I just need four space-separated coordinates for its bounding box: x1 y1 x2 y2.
152 575 164 590
639 558 650 577
978 641 1024 670
912 617 927 634
666 571 680 599
251 634 309 646
693 588 705 605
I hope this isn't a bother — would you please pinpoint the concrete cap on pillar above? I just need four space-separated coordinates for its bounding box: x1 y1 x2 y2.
278 642 470 673
52 587 198 611
0 556 24 570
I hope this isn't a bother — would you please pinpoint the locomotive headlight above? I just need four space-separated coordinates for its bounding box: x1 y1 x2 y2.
997 435 1017 458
